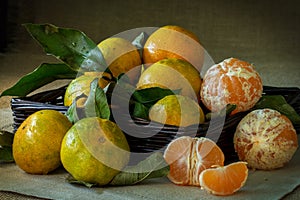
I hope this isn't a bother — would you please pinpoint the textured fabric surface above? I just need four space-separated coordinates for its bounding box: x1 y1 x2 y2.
0 108 300 199
0 0 299 199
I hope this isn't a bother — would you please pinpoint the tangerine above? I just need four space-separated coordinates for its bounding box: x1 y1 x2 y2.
60 117 130 186
136 58 202 101
199 161 248 196
163 136 224 186
200 58 263 114
143 25 204 71
234 108 298 170
97 37 142 84
149 94 205 127
64 71 111 106
13 110 72 174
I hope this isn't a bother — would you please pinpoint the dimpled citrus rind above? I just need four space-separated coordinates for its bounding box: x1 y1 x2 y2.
13 110 72 174
137 58 202 101
149 95 205 127
60 117 130 186
143 25 204 71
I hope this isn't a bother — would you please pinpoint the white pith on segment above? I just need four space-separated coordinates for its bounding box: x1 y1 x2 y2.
234 109 298 170
201 58 263 113
164 136 224 186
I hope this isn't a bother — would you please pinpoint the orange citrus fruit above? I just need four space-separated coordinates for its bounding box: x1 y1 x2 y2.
234 108 298 170
149 95 205 127
136 58 202 101
60 117 130 186
163 136 224 186
200 57 263 115
199 161 248 196
64 71 111 106
97 37 142 84
143 25 204 71
13 110 72 174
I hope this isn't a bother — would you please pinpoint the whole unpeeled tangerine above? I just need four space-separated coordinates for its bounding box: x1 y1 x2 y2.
13 110 72 174
60 117 130 186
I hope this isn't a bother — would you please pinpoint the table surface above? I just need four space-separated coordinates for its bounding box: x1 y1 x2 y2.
1 42 300 200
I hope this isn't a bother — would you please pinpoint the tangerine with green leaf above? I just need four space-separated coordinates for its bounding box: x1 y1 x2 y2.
64 71 111 106
149 94 205 127
136 58 202 101
60 117 130 186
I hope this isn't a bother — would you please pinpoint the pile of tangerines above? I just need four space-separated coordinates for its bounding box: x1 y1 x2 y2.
12 25 298 196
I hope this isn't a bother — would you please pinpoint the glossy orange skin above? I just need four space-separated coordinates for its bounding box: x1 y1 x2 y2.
60 117 130 186
97 37 142 84
64 72 111 106
143 25 204 72
136 58 202 101
13 110 72 174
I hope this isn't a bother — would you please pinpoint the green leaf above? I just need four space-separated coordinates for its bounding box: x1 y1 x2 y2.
109 152 170 186
132 87 179 104
0 63 77 97
65 97 82 124
66 175 97 188
0 147 14 163
254 95 300 124
130 87 180 119
84 78 110 119
0 130 14 163
132 102 150 119
24 23 108 72
205 104 237 120
66 78 111 123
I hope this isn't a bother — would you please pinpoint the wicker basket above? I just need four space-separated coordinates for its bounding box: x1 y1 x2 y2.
10 85 300 163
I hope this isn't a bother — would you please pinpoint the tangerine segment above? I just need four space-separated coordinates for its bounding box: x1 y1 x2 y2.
163 136 193 185
234 109 298 170
200 58 263 114
199 161 248 196
163 136 224 186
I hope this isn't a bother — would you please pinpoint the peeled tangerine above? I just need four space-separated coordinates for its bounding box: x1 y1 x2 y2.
200 58 263 115
163 136 225 186
234 108 298 170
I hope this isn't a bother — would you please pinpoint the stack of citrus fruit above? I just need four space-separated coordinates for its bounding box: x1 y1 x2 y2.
10 24 299 197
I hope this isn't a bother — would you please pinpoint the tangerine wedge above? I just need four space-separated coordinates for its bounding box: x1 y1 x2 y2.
199 161 248 196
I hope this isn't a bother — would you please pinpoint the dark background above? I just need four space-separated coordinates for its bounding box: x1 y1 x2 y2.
1 0 299 63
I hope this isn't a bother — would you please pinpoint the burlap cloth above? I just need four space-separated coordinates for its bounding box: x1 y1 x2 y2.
0 108 299 200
